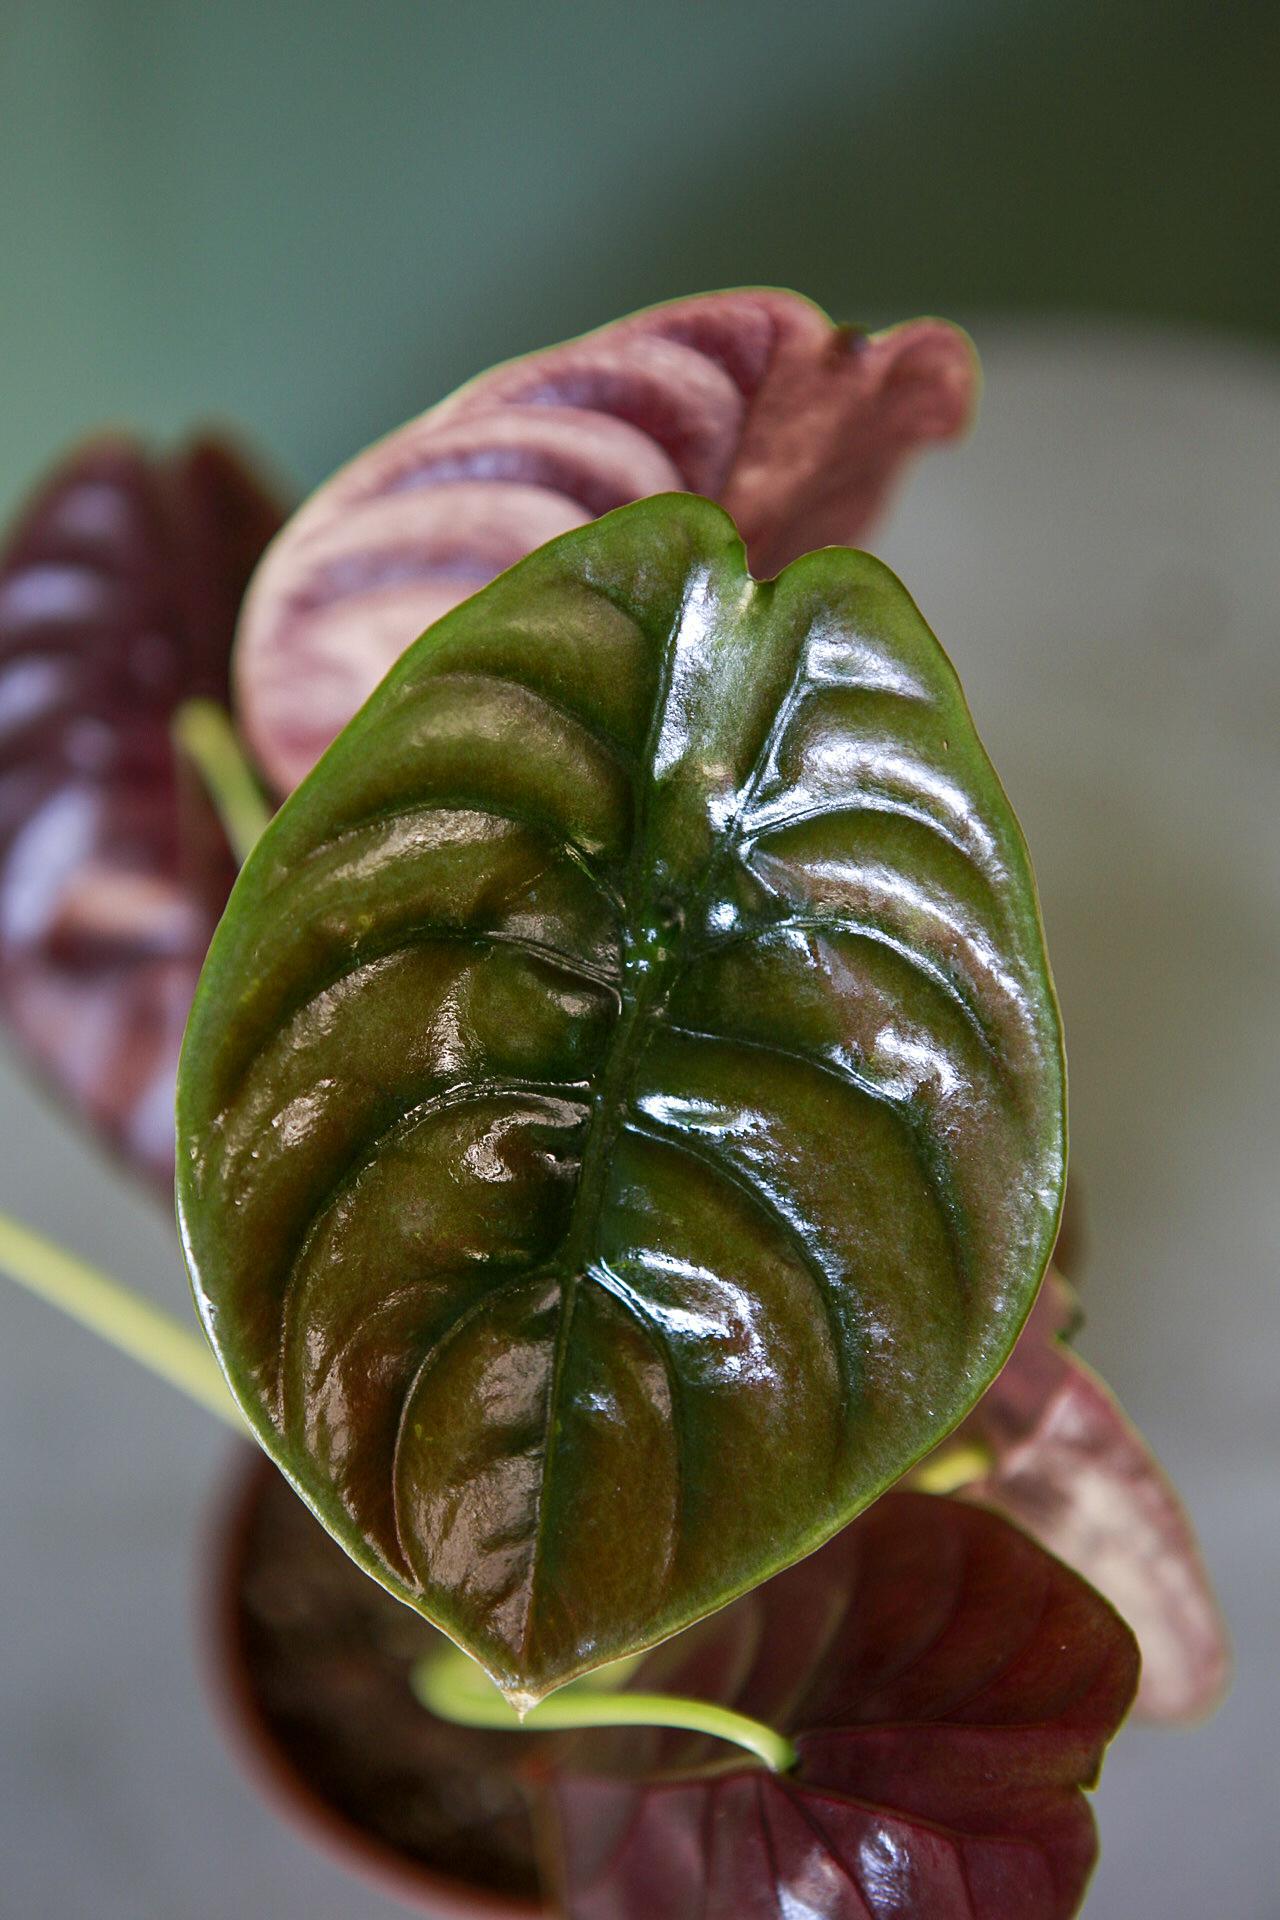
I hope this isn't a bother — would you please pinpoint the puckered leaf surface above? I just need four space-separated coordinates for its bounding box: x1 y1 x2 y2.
178 494 1063 1700
234 289 977 793
963 1270 1229 1723
0 435 284 1186
546 1492 1137 1920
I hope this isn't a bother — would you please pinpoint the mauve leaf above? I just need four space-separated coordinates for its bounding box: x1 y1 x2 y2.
545 1491 1138 1920
962 1270 1229 1723
234 289 977 794
0 435 285 1187
177 493 1063 1702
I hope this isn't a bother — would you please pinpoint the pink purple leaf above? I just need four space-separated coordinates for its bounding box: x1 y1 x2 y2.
0 435 285 1187
962 1271 1229 1723
545 1491 1137 1920
234 290 977 794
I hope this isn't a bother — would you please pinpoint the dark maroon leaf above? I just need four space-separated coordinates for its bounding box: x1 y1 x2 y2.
545 1492 1137 1920
0 435 285 1187
961 1270 1229 1723
235 289 977 793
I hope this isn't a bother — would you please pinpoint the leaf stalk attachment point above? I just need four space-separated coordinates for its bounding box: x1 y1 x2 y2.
412 1640 799 1774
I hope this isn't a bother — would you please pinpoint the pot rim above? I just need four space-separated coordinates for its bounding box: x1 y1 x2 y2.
199 1443 546 1920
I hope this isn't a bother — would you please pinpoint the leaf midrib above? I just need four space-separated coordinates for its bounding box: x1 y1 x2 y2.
515 560 815 1673
516 570 707 1672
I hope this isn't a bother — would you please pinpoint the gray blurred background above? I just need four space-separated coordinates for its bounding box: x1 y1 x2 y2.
4 0 1278 519
1 4 1277 1916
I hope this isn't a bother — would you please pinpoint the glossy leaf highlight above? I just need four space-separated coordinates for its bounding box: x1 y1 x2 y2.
545 1492 1138 1920
0 436 284 1186
235 289 977 792
178 494 1063 1700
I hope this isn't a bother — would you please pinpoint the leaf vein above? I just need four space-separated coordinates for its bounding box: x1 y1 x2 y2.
275 1077 588 1406
414 665 642 773
680 911 1002 1068
622 1116 851 1413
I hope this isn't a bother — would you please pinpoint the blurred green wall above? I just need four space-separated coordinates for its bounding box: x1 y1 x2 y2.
1 0 1275 515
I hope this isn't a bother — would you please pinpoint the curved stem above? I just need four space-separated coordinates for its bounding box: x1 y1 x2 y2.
172 698 271 865
0 1211 244 1432
413 1640 798 1774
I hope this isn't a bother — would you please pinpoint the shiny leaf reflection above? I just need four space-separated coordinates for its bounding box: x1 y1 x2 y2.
179 495 1063 1698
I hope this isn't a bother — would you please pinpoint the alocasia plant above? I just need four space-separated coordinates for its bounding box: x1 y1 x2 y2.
233 289 977 794
177 491 1065 1702
0 291 1228 1920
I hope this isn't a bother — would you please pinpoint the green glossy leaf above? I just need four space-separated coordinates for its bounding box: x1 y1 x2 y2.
177 493 1064 1703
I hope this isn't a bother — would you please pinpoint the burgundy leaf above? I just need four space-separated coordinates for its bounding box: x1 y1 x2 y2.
235 290 977 794
962 1272 1229 1723
545 1492 1137 1920
0 435 286 1187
